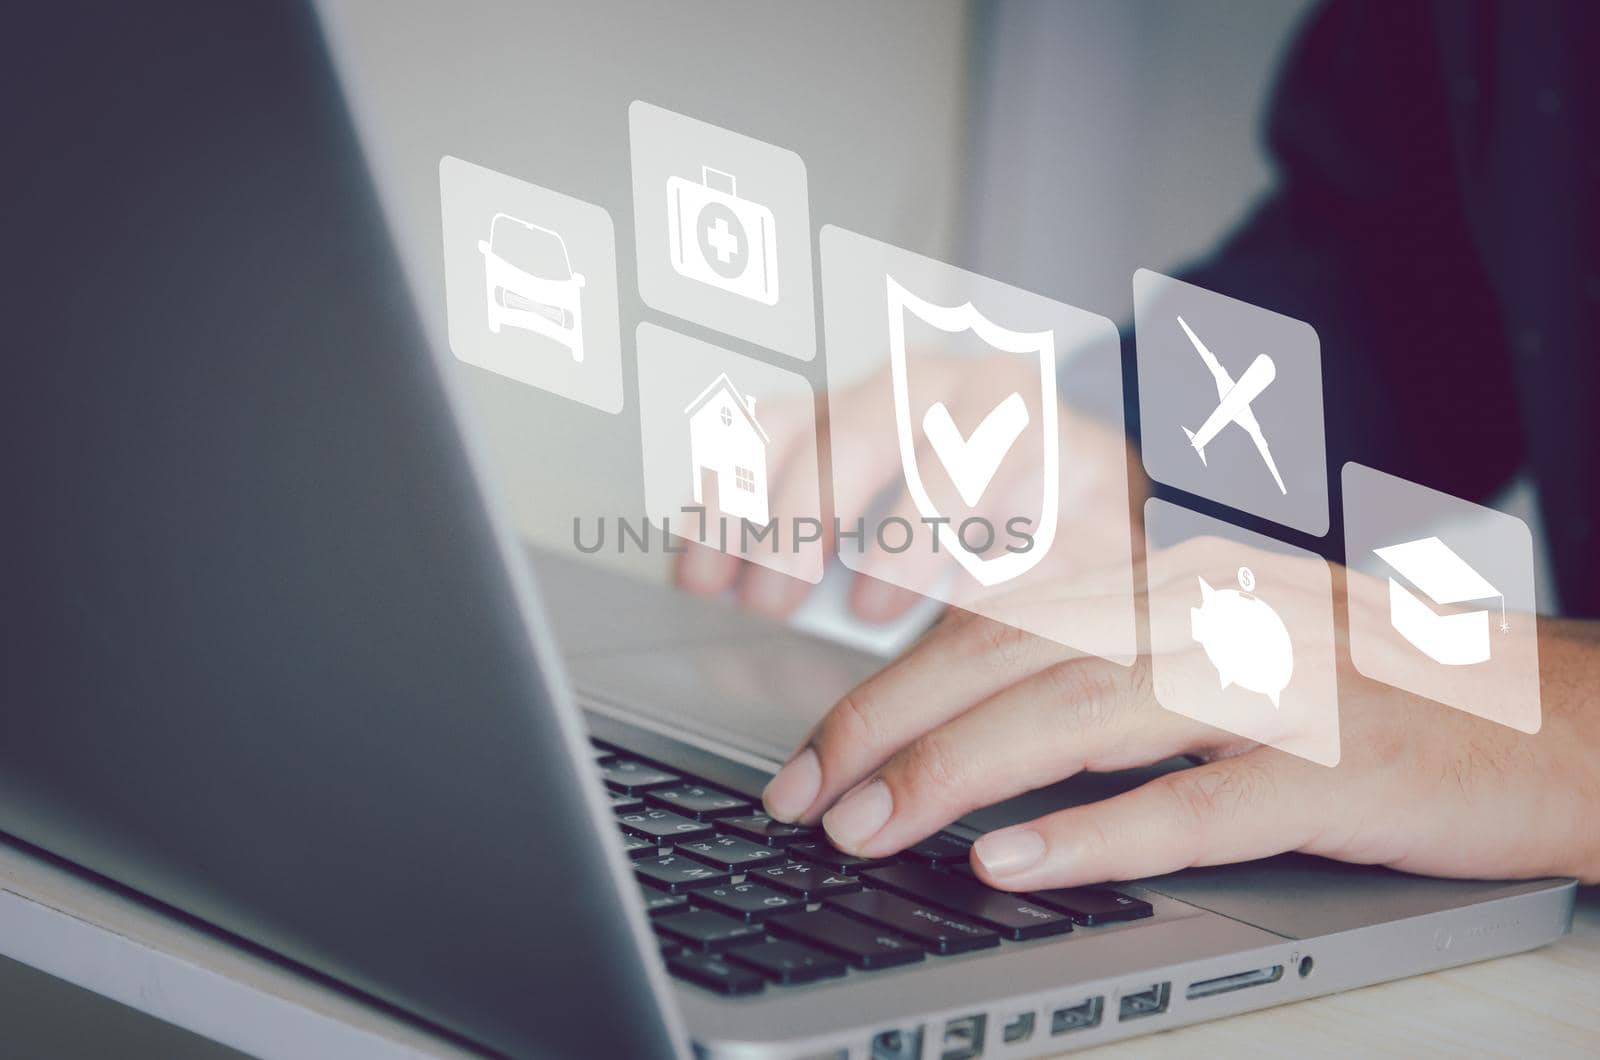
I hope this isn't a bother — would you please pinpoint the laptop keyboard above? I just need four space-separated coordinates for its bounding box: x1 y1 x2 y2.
591 740 1155 997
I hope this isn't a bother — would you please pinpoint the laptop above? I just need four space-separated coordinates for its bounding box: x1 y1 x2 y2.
0 4 1574 1058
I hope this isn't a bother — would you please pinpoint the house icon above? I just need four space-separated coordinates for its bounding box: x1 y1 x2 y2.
684 373 770 525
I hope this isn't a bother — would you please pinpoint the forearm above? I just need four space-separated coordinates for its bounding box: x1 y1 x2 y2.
1535 618 1600 882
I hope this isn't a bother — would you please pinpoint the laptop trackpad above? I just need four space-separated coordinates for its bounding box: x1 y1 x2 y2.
566 635 880 765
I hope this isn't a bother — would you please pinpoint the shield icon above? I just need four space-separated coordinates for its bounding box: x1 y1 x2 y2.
885 274 1059 587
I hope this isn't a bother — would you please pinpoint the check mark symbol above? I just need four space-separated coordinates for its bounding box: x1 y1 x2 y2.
921 392 1029 507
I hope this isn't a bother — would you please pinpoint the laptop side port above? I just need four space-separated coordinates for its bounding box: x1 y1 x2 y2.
1186 964 1285 1000
1001 1011 1035 1044
1050 997 1104 1035
869 1027 924 1060
1117 983 1171 1022
939 1014 986 1059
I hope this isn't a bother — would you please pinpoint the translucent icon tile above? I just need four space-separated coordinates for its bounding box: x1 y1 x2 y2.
819 225 1137 666
439 156 622 413
1145 498 1341 767
1342 462 1541 733
629 101 815 361
637 323 824 584
1133 269 1328 535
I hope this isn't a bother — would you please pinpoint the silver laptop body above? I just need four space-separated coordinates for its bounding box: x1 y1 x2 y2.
541 556 1574 1058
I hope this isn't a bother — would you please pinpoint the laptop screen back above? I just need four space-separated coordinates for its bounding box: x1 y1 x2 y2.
0 4 680 1057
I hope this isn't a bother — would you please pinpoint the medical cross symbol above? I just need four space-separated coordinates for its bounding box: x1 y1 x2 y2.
705 216 740 263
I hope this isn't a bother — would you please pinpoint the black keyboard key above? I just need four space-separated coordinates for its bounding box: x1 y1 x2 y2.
608 791 645 813
1027 886 1154 926
862 864 1072 941
768 909 924 970
635 854 734 893
619 831 659 860
752 861 863 901
903 832 973 865
593 746 617 763
659 937 685 959
666 952 765 996
655 908 766 952
676 834 784 871
640 888 691 918
788 839 900 872
727 939 848 984
601 760 682 794
617 808 715 843
691 882 805 922
716 813 819 847
829 889 1000 955
644 784 753 819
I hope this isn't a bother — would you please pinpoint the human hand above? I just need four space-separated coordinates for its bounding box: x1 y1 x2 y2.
674 355 1144 624
759 539 1600 887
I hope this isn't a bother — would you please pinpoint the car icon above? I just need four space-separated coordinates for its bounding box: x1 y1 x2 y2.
478 213 586 362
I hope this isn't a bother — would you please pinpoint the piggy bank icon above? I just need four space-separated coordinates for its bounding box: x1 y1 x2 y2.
1190 567 1294 707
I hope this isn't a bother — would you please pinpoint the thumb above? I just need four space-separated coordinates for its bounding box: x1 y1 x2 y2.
967 751 1318 888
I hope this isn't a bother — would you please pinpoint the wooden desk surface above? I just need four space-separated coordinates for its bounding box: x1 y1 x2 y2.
1070 885 1600 1058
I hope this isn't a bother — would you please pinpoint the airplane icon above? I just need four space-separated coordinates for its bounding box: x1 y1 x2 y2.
1177 315 1287 495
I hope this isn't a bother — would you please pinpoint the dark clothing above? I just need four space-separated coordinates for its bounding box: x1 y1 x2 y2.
1178 1 1599 616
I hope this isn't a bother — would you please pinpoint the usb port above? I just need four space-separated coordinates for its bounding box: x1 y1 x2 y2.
1050 997 1103 1035
1001 1012 1035 1043
1117 983 1170 1021
939 1014 985 1059
1186 964 1284 1000
870 1028 923 1060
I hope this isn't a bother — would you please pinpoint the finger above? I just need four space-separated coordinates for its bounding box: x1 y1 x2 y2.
762 610 1080 824
848 484 948 621
736 413 829 617
969 749 1320 889
952 570 1196 659
763 531 1333 823
820 655 1232 857
735 563 814 617
673 539 742 597
752 394 828 550
821 369 918 531
676 387 822 616
848 573 928 623
848 385 1052 613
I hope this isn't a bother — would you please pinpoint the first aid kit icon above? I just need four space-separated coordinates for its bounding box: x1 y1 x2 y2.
667 165 780 306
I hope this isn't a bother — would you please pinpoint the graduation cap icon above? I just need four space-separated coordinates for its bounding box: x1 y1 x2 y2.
1373 536 1508 666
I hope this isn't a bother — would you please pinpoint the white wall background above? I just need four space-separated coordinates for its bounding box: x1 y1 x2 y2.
963 0 1315 323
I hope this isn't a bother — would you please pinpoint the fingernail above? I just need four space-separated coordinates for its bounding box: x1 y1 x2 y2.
852 578 909 622
822 779 893 851
974 828 1046 877
745 571 797 615
762 747 820 822
678 546 723 593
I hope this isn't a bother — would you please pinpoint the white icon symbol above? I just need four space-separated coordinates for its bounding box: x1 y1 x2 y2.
685 372 770 525
922 393 1030 508
667 165 779 305
1177 315 1286 494
477 213 586 361
1374 536 1508 666
1190 566 1294 707
885 274 1057 587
